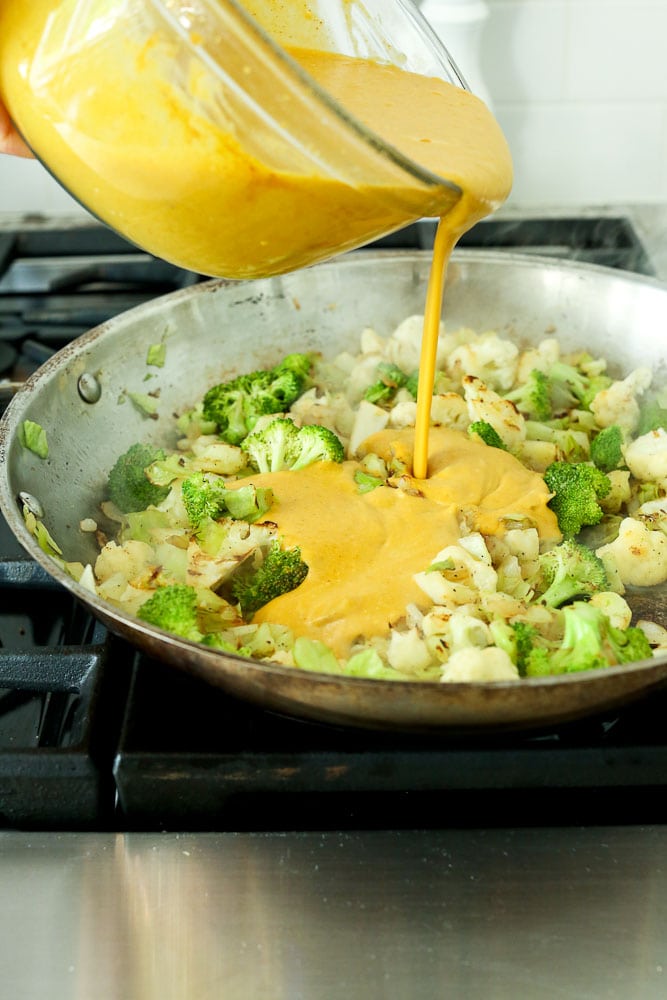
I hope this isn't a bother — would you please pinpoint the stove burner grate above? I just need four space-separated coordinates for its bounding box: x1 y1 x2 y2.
0 214 664 831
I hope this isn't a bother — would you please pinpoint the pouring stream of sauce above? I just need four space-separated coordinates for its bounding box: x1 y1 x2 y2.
288 48 513 478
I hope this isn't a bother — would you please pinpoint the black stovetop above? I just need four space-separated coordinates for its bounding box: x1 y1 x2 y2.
1 215 665 832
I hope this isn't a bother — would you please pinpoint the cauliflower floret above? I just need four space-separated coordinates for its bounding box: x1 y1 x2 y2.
415 536 498 607
441 645 519 682
496 554 533 599
589 591 633 629
414 566 476 607
462 375 526 448
388 399 418 429
447 332 519 392
289 386 355 441
596 517 667 587
421 608 452 637
266 649 296 667
385 315 443 372
190 436 247 476
514 439 559 473
348 400 390 456
359 326 386 355
637 496 667 532
429 392 469 430
437 324 478 356
516 337 561 382
96 576 155 614
504 527 540 578
623 428 667 482
343 354 384 405
600 470 632 514
386 627 434 673
459 532 494 563
447 610 492 652
590 367 652 434
95 539 157 583
482 591 530 620
638 496 667 517
636 619 667 652
330 351 358 376
186 540 250 589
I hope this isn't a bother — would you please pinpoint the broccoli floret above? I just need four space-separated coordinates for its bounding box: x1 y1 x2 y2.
492 620 553 678
291 423 345 470
544 461 612 538
242 418 344 473
242 418 299 472
549 362 612 412
489 619 543 677
176 401 218 437
523 645 552 677
512 621 543 677
274 352 316 380
137 584 204 642
181 472 229 526
505 369 551 421
363 363 409 405
405 371 420 399
202 355 312 445
181 472 273 526
495 601 632 678
200 633 254 657
605 620 654 665
546 603 608 674
537 539 608 608
230 541 308 618
547 601 652 674
590 425 624 473
468 420 507 450
107 442 171 513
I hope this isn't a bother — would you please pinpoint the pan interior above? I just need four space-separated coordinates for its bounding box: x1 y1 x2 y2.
1 250 666 732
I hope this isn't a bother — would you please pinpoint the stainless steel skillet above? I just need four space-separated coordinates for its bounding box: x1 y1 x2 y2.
1 250 665 733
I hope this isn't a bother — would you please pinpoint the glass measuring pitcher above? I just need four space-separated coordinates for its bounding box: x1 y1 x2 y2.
0 0 467 278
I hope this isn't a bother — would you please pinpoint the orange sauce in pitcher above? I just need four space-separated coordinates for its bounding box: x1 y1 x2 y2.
0 4 508 276
0 2 555 657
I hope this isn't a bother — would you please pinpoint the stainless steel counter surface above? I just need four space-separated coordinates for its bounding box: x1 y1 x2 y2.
1 826 666 1000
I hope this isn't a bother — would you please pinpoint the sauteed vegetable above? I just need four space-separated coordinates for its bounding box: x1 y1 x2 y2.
25 316 667 681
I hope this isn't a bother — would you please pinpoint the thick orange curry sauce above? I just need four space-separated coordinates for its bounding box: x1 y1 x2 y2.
248 430 560 658
0 5 560 657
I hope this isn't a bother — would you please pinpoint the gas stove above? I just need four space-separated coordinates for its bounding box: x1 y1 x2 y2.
1 215 665 833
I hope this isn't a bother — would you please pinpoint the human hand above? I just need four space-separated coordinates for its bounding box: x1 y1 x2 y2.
0 101 33 157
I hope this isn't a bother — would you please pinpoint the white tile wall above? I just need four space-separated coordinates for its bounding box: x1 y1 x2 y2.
0 0 665 214
479 0 667 207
